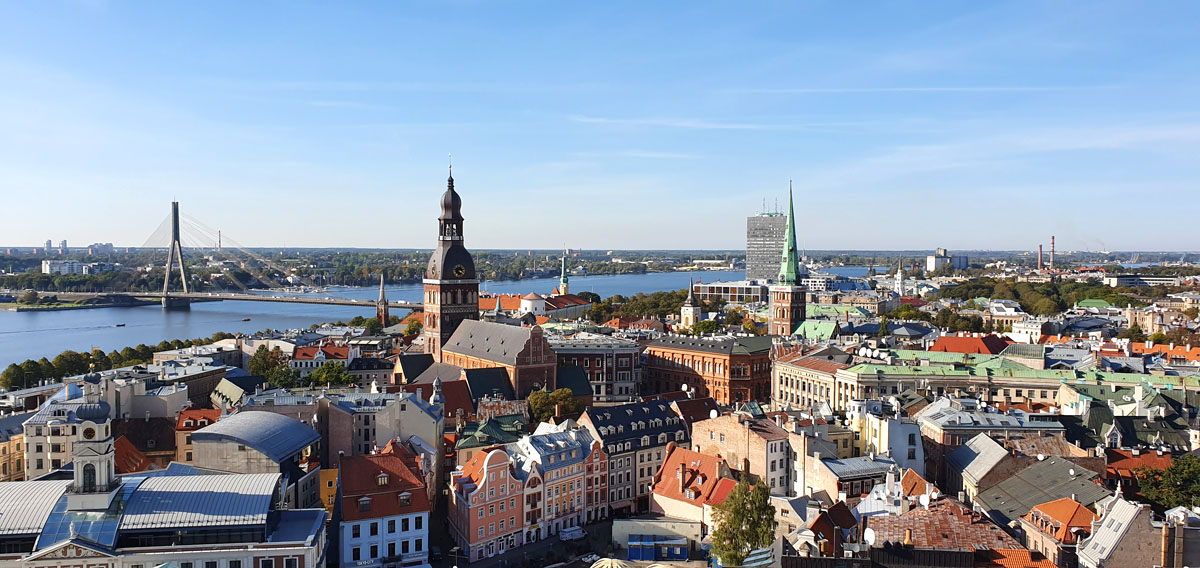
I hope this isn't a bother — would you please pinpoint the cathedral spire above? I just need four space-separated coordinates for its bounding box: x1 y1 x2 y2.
559 250 570 296
777 182 804 285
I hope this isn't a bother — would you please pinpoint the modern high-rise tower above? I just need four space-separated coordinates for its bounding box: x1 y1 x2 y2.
746 212 787 282
423 166 480 360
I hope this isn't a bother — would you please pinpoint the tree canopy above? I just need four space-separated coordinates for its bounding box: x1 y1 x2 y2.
710 478 776 566
528 388 584 423
1137 453 1200 510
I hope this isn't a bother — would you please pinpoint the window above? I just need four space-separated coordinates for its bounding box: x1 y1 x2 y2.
352 547 361 561
230 562 241 568
370 545 378 559
388 519 396 533
204 562 217 568
479 527 485 538
402 517 409 532
181 563 194 568
478 509 484 519
285 561 297 568
370 522 379 536
416 538 423 551
388 542 396 557
416 516 423 530
352 524 361 538
720 434 725 443
261 561 272 568
402 540 410 554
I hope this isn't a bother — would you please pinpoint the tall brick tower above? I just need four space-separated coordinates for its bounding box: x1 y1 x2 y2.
769 184 807 336
423 166 480 360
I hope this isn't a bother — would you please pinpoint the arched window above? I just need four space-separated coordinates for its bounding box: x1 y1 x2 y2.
82 463 96 492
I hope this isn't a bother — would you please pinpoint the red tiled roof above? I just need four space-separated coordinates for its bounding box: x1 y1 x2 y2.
1105 448 1171 480
1023 498 1097 544
114 435 151 474
478 294 525 312
901 469 937 497
293 344 350 360
900 297 929 307
780 357 851 374
176 408 222 431
1130 342 1200 363
1037 334 1075 345
870 497 1021 550
652 444 734 507
534 316 551 326
978 549 1058 568
340 444 431 522
930 334 1012 355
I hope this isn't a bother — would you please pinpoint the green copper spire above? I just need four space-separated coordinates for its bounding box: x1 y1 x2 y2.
560 252 569 286
778 182 802 285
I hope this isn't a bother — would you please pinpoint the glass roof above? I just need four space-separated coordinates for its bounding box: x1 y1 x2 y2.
35 477 146 551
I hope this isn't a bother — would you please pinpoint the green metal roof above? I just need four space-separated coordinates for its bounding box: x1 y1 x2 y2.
794 320 838 340
1077 298 1113 308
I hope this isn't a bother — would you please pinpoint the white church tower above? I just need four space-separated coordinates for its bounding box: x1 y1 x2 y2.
67 377 119 511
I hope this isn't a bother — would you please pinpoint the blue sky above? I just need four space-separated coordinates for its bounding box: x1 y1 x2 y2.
0 1 1198 251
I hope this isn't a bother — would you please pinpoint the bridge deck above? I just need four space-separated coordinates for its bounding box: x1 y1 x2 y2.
68 291 421 309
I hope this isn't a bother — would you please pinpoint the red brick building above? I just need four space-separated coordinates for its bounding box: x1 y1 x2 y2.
645 335 774 405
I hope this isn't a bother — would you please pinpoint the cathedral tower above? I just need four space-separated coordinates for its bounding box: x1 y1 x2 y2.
423 166 480 360
769 184 807 336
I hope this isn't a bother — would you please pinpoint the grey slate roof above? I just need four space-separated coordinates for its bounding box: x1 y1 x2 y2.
556 366 592 398
820 455 897 480
0 411 34 443
1077 497 1143 567
443 319 534 366
463 367 516 401
411 362 464 384
583 400 688 454
646 334 773 355
395 353 434 380
191 411 319 463
947 433 1009 485
975 457 1110 527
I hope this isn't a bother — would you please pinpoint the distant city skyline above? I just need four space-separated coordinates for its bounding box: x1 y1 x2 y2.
1 2 1199 250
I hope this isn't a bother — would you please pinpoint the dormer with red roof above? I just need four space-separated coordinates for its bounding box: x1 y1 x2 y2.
339 444 432 567
649 443 735 530
175 408 222 464
1019 497 1098 567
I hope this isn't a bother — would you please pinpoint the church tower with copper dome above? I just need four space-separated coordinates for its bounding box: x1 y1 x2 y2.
423 166 480 360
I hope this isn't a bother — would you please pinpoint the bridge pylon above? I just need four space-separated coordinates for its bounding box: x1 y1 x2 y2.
161 201 191 310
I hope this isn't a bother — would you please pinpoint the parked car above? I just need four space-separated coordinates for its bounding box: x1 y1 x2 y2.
558 526 588 542
430 546 442 561
581 553 601 564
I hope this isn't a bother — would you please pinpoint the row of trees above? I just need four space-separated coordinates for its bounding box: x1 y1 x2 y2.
1 332 236 390
939 278 1147 315
584 289 726 323
246 345 358 389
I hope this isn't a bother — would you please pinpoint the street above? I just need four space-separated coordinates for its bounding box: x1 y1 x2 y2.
431 519 613 568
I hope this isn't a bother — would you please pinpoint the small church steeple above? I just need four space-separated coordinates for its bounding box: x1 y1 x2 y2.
67 383 119 510
681 277 701 329
376 274 389 325
769 181 807 336
559 250 570 296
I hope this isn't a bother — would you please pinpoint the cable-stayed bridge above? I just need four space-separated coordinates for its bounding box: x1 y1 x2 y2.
80 201 421 312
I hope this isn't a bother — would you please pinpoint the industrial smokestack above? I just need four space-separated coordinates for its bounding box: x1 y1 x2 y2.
1038 245 1043 271
1050 236 1056 270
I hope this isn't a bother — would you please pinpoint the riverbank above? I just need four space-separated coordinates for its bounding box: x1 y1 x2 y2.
2 302 110 312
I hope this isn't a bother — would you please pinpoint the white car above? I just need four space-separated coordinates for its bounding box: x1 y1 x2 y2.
580 553 601 564
558 527 587 542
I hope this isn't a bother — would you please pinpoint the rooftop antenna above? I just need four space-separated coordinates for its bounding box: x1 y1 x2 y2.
448 152 452 176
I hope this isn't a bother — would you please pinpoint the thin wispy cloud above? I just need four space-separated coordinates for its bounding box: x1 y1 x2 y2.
571 150 701 160
723 85 1117 95
569 115 793 131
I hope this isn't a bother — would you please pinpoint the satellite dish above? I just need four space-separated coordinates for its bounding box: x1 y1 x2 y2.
682 384 689 392
930 490 939 501
919 494 930 508
1069 468 1076 477
863 528 876 546
709 409 718 420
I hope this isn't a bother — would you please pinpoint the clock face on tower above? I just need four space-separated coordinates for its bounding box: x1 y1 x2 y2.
83 428 95 440
453 264 466 278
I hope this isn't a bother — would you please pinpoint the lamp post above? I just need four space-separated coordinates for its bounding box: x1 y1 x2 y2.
450 545 461 568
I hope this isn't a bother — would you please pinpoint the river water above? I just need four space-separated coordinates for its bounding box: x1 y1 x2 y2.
0 267 869 367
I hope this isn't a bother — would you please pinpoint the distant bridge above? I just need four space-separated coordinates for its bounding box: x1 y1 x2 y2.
71 291 421 310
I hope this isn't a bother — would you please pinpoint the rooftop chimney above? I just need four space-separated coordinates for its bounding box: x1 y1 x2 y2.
903 529 913 546
1038 245 1044 271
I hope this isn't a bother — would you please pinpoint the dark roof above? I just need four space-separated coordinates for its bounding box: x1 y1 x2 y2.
583 400 689 452
555 366 592 398
671 398 721 430
224 375 269 393
462 368 516 402
443 320 534 366
647 335 773 355
975 457 1110 527
113 417 177 455
411 362 463 384
395 353 434 381
347 358 392 372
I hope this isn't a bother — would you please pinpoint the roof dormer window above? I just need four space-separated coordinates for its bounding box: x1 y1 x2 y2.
377 473 389 486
